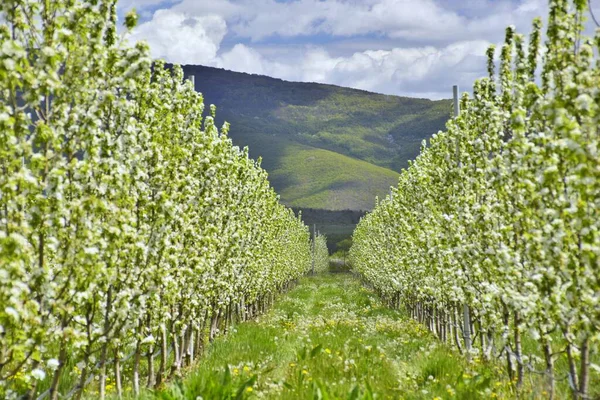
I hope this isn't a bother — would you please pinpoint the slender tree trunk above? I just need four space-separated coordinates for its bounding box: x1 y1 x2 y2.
485 330 494 362
514 312 523 388
181 326 189 368
146 343 155 388
172 329 180 374
463 303 472 361
542 338 555 399
49 344 67 400
502 305 514 382
566 340 579 398
453 306 463 354
478 319 486 357
195 321 205 358
223 305 230 335
210 309 220 342
99 287 113 400
74 356 89 400
156 323 168 387
114 348 122 399
133 338 141 395
99 343 109 400
579 336 590 399
240 298 246 322
188 327 195 364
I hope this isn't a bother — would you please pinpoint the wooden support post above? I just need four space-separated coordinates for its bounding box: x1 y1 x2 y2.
312 224 316 274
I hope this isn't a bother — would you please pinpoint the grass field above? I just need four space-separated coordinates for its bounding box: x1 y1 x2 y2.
236 132 400 211
145 275 517 400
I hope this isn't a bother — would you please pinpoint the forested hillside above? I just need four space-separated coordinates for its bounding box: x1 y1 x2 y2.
174 64 450 210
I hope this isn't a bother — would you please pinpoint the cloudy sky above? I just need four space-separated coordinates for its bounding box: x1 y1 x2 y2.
118 0 599 99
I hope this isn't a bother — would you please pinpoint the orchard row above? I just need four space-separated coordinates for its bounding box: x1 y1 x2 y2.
0 1 319 399
351 1 600 399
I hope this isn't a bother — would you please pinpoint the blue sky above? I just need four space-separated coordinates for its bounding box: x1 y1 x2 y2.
118 0 599 99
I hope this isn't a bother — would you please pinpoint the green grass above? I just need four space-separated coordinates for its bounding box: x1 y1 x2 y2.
142 275 518 400
269 141 400 211
228 130 400 211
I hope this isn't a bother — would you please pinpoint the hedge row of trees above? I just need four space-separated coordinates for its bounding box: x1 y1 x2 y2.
0 1 312 399
313 233 329 273
351 1 599 398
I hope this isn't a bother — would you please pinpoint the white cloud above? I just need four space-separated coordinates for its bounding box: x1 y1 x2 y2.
128 3 498 99
167 0 549 44
130 9 226 65
220 44 266 75
291 41 491 98
125 0 600 99
299 49 344 83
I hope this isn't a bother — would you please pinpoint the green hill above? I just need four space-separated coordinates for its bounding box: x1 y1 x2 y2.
176 64 451 210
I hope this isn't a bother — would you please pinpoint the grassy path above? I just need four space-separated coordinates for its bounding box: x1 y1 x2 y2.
151 274 508 399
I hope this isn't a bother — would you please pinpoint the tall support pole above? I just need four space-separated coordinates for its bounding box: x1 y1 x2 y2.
454 84 472 361
463 304 472 361
453 85 460 117
312 224 316 275
187 74 195 88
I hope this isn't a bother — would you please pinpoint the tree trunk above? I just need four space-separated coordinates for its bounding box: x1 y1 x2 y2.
542 338 555 399
566 340 579 398
188 327 195 364
478 319 486 357
502 305 514 382
210 309 220 342
514 312 523 388
133 338 141 395
156 323 168 387
485 329 494 362
114 348 122 398
463 303 472 361
181 326 189 368
171 328 180 375
99 287 113 400
98 342 109 400
49 344 67 400
453 306 463 354
579 336 589 399
74 358 89 400
146 343 155 388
